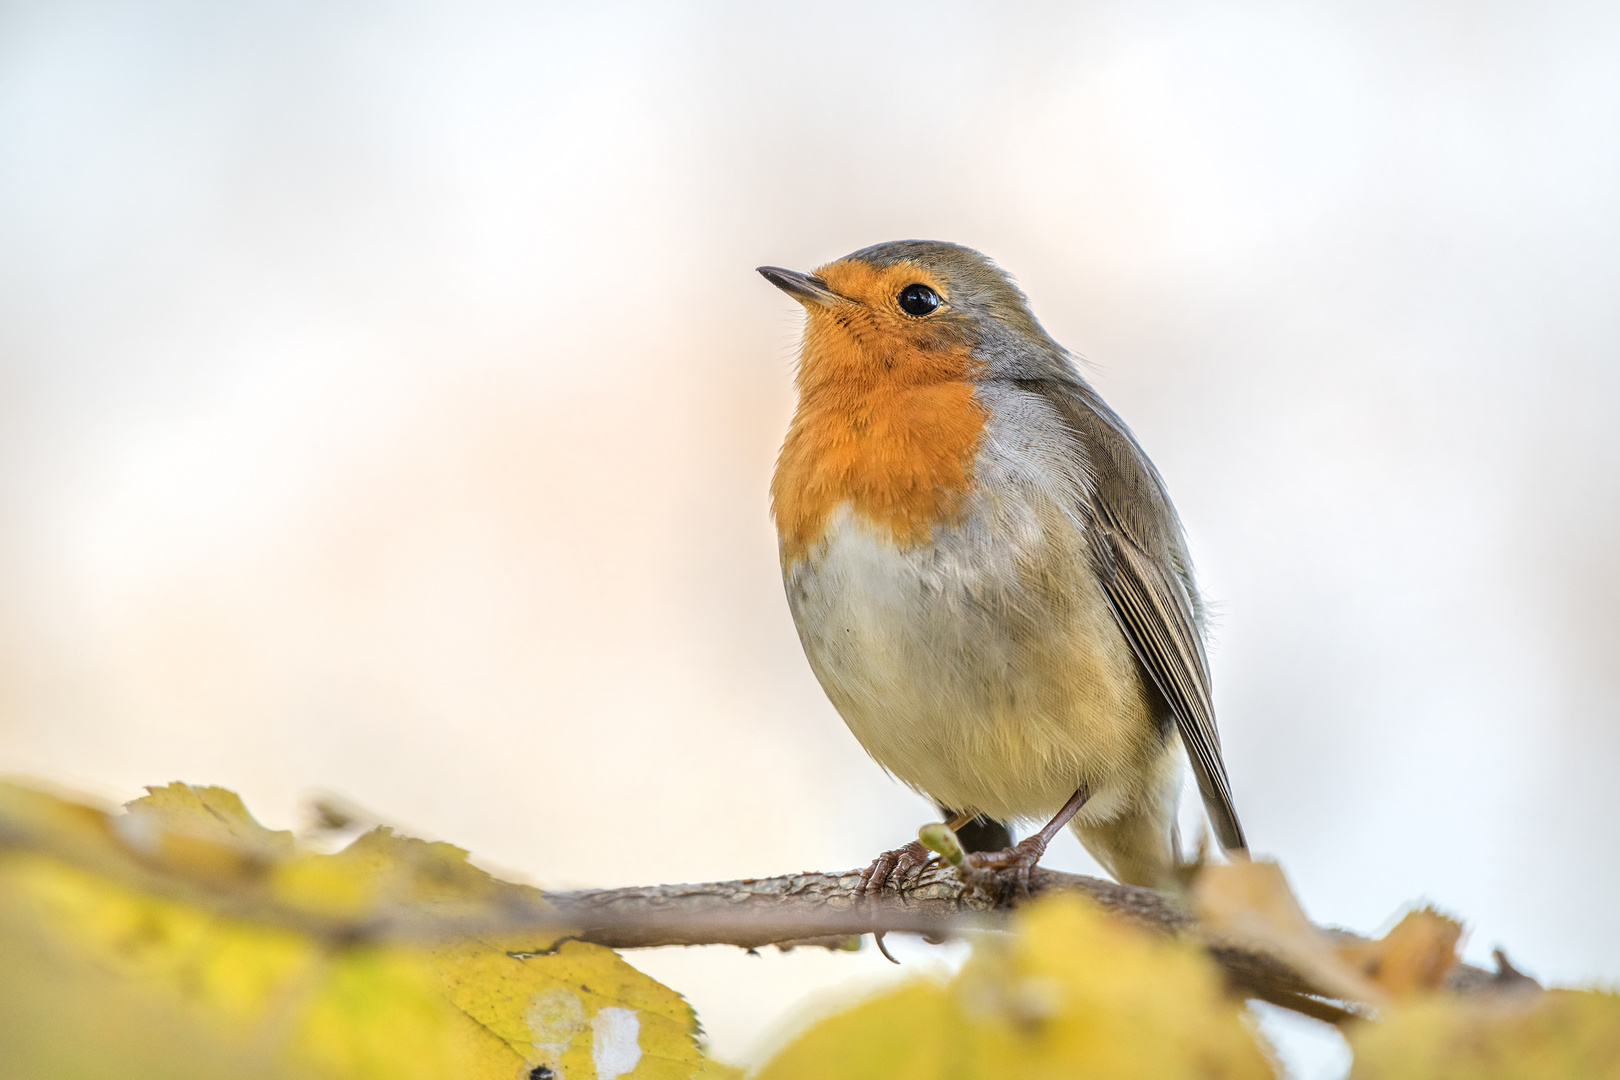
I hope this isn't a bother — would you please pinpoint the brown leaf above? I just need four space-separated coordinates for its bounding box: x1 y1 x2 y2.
1336 908 1462 1000
1195 860 1386 1008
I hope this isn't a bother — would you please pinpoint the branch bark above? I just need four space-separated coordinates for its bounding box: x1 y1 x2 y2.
542 863 1534 1026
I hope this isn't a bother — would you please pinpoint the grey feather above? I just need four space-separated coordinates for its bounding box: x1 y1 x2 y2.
1010 373 1248 853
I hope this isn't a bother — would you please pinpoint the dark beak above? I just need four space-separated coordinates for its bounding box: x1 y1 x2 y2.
757 266 846 307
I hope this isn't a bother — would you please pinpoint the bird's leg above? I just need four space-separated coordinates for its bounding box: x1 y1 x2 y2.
959 786 1091 900
940 806 1013 854
857 810 976 899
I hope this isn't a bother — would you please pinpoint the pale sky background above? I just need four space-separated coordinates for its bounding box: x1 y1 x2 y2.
2 2 1619 1076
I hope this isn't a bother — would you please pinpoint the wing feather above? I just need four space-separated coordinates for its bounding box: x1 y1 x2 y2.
1017 376 1248 853
1093 503 1246 851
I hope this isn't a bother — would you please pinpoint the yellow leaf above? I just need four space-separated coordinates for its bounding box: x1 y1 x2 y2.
757 893 1275 1080
120 783 297 885
295 945 468 1080
269 827 510 918
127 782 297 854
0 779 729 1080
0 861 318 1080
1349 988 1620 1079
427 937 711 1079
752 982 957 1080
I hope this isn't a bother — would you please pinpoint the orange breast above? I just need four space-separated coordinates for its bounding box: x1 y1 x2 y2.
771 318 986 566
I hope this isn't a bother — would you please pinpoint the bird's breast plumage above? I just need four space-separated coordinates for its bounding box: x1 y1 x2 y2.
776 383 1174 825
770 336 985 568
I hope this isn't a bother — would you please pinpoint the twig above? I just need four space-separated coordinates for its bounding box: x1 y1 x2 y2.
542 863 1530 1024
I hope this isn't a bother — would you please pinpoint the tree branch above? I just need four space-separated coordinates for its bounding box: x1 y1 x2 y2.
542 863 1534 1025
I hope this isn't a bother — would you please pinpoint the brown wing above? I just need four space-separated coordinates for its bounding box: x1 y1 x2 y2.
1018 376 1248 853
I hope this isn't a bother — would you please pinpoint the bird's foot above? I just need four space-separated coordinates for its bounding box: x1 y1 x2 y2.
957 835 1051 902
856 840 933 899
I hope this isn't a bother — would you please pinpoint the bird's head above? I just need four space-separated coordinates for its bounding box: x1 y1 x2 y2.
758 241 1063 389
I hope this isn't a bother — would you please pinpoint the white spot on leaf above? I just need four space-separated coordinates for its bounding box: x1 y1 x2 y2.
525 987 586 1067
591 1007 641 1080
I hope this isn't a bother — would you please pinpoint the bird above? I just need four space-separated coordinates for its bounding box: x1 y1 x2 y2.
758 241 1246 896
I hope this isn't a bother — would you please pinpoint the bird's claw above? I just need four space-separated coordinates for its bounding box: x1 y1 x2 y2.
957 836 1049 902
857 840 933 899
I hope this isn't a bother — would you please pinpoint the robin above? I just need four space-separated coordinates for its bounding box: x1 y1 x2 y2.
758 241 1246 896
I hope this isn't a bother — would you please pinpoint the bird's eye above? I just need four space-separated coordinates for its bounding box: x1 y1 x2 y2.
897 283 941 317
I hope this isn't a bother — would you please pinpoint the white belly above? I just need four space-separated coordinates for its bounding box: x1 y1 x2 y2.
783 499 1166 826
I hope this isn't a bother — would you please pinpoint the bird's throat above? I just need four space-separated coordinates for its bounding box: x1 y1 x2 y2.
771 331 986 567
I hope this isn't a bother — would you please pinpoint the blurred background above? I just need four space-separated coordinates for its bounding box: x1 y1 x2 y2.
2 1 1617 1075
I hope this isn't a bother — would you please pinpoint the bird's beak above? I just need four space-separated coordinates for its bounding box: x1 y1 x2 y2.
757 266 846 307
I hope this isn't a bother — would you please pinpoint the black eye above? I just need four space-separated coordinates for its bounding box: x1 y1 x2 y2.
897 283 941 317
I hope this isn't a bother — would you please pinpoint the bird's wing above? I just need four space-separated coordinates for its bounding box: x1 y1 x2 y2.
1020 376 1248 853
1091 500 1247 852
